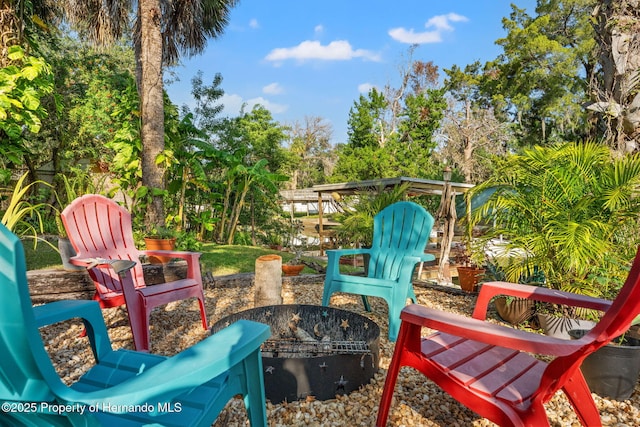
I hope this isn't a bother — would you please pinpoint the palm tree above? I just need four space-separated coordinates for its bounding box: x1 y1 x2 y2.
472 141 640 298
61 0 238 228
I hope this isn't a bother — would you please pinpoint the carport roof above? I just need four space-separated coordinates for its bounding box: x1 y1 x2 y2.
311 176 474 196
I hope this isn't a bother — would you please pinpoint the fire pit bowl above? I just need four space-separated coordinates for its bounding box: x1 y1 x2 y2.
211 304 380 403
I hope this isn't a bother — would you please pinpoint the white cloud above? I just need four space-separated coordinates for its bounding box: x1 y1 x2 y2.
314 24 324 35
265 40 381 62
220 93 289 116
263 83 284 95
358 83 375 93
220 93 245 116
245 97 289 114
389 13 469 44
249 18 259 29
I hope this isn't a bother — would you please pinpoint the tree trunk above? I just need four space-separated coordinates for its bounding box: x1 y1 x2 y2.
254 254 282 306
592 0 640 153
226 183 250 244
216 179 232 242
138 0 165 228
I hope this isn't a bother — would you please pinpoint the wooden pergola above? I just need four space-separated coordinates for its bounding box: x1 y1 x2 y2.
312 177 475 282
312 176 474 250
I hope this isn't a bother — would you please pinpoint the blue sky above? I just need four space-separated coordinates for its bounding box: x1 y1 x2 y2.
165 0 537 145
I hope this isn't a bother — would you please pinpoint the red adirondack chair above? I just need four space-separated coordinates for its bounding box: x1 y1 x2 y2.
377 248 640 427
61 194 208 352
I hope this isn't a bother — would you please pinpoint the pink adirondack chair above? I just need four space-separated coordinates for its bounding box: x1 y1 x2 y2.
377 248 640 427
61 194 208 352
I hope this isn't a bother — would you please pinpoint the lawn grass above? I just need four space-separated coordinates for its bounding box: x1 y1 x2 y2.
199 244 314 276
22 237 64 271
23 239 326 276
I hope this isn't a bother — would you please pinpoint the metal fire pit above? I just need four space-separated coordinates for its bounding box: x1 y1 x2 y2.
211 304 380 403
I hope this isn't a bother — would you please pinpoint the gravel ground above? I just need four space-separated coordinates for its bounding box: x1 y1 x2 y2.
40 278 640 426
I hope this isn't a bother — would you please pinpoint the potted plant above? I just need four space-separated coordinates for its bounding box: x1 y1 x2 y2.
453 244 485 293
470 142 640 325
484 262 538 325
144 226 178 264
282 252 305 276
568 319 640 400
281 220 306 276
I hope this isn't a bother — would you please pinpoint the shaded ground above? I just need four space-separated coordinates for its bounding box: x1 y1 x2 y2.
40 277 640 426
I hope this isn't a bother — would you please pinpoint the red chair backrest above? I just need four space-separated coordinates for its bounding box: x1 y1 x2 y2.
61 195 146 297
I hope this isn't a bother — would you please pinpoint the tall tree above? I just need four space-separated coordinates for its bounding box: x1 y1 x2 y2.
589 0 640 153
333 57 445 182
61 0 239 228
443 62 512 183
485 1 597 146
346 88 387 149
286 116 334 189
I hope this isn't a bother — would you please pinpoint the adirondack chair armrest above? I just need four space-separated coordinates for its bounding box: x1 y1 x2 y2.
67 257 138 274
398 255 430 278
326 248 372 278
326 248 372 260
401 304 582 357
141 250 202 279
472 281 613 320
419 253 436 263
33 300 113 359
57 320 271 408
142 250 202 262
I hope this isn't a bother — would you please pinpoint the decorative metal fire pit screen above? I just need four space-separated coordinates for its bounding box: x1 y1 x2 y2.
211 304 380 403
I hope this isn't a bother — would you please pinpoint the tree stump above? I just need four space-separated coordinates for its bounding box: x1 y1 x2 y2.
254 254 283 307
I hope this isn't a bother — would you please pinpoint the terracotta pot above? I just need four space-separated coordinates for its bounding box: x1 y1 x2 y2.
282 264 305 276
457 266 485 293
144 237 176 264
494 296 535 325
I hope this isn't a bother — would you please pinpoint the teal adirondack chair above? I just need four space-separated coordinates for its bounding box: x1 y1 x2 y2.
321 201 435 341
0 223 270 426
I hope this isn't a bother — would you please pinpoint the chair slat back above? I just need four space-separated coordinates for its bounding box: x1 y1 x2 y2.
62 195 146 296
0 224 55 402
369 202 434 279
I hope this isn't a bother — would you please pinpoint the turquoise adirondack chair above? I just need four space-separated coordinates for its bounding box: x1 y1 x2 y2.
321 201 435 341
0 223 270 426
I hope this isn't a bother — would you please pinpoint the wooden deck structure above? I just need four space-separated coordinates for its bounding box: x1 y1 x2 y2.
312 177 475 283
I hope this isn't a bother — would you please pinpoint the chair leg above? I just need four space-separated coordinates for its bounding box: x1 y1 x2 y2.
321 282 333 306
376 322 411 426
242 350 268 427
122 302 150 352
562 373 602 427
362 295 372 312
387 307 402 342
197 292 208 330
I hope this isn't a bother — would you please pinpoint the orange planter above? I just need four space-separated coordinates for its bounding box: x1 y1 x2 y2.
456 266 485 293
282 264 304 276
144 237 176 264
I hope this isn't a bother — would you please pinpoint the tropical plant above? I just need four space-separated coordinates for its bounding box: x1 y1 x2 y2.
1 173 52 247
472 141 640 298
335 183 410 248
61 0 240 229
0 45 54 182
